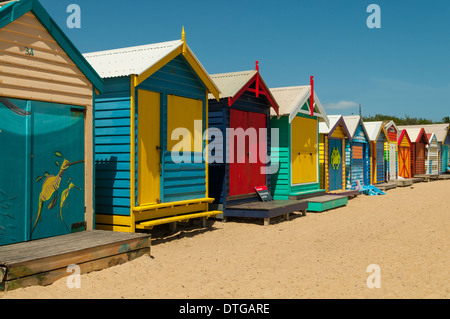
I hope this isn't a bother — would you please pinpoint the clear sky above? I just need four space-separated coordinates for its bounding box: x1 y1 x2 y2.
40 0 450 121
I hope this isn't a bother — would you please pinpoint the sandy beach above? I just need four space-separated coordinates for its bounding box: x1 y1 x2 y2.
1 179 449 299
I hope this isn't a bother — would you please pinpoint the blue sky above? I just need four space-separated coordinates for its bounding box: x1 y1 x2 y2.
40 0 450 121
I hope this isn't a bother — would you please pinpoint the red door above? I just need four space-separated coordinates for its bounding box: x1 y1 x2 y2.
415 143 425 175
229 109 267 196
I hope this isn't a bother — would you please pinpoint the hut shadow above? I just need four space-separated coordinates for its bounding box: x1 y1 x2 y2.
147 219 221 246
94 156 118 217
224 211 306 226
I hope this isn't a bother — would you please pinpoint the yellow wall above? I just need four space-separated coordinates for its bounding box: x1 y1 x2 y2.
291 116 318 184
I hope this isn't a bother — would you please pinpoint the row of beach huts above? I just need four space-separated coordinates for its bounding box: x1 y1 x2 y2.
1 0 450 250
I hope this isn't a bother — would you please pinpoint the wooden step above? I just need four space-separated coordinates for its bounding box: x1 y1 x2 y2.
376 182 398 191
0 230 151 291
307 195 348 212
392 179 414 187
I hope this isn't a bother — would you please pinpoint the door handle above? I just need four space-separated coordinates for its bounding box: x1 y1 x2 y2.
156 146 161 151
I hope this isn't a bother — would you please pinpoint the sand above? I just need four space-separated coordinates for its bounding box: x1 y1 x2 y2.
1 179 449 299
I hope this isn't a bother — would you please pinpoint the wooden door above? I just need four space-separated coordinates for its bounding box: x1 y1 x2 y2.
248 112 266 193
389 143 397 180
328 139 343 191
137 90 161 205
415 143 425 175
442 145 449 173
291 116 318 185
398 146 411 178
376 141 385 183
229 109 249 197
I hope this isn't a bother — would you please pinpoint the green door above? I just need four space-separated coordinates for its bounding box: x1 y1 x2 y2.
0 97 85 245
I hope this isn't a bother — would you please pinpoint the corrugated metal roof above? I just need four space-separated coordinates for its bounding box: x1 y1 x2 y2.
207 70 257 100
364 121 384 141
397 124 449 142
319 115 342 134
83 40 183 78
269 86 329 126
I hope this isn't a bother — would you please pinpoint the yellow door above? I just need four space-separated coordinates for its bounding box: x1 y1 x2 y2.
138 90 160 205
291 116 318 184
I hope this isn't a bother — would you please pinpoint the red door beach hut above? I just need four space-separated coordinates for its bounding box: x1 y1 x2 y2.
84 31 223 232
383 121 399 181
318 115 350 193
397 129 413 178
364 121 389 184
398 127 428 177
0 0 103 245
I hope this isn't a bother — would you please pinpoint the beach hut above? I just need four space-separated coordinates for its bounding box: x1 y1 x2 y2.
342 116 370 189
426 133 440 175
83 30 222 233
383 121 399 180
364 121 389 184
0 0 103 246
207 68 315 224
397 129 413 178
269 86 329 199
318 115 350 192
396 124 450 173
397 127 428 177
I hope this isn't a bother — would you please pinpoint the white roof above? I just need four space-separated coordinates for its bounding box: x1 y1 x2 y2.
364 121 386 141
397 124 449 142
319 115 342 134
208 70 257 100
342 115 368 139
83 40 183 78
397 126 426 143
269 86 329 126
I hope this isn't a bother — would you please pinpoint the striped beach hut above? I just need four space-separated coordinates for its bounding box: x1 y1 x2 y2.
0 0 103 246
383 121 399 180
342 116 370 189
426 133 440 175
397 129 413 178
84 30 222 233
397 127 428 177
364 121 389 184
318 115 350 192
269 85 329 199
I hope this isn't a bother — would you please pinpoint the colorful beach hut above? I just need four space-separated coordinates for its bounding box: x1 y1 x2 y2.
396 124 450 173
397 127 428 177
342 116 370 189
364 121 389 184
0 0 103 246
383 121 399 180
84 30 222 233
269 86 329 199
426 133 440 175
318 115 350 192
397 129 413 178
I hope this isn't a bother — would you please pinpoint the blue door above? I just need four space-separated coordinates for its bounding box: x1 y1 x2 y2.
0 98 85 246
329 139 342 191
443 145 449 173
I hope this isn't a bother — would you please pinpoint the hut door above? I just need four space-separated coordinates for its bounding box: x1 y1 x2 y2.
229 109 266 196
30 101 85 241
389 143 397 180
376 141 385 183
415 143 425 175
442 145 449 172
291 117 318 185
328 139 342 191
398 146 411 178
138 90 161 205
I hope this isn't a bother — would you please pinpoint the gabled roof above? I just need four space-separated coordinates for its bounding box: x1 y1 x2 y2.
342 115 369 139
319 115 350 138
426 133 439 147
0 0 103 93
364 121 388 142
398 129 412 147
84 35 220 100
383 120 399 133
269 86 329 126
208 66 279 115
397 126 428 144
397 124 449 143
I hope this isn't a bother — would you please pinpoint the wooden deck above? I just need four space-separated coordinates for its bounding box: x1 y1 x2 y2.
414 174 439 182
307 195 348 212
0 230 151 291
392 179 414 187
376 182 398 191
327 189 359 197
438 174 450 180
224 199 309 225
